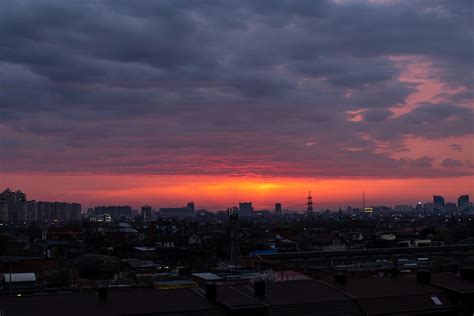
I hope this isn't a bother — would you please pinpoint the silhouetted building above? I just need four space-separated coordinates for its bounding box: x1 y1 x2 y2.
0 203 8 222
141 205 152 222
238 202 253 217
458 195 469 212
275 203 282 216
94 206 132 222
0 188 27 222
71 203 82 222
159 203 195 219
34 201 81 223
394 205 412 212
28 201 39 223
446 202 457 213
415 201 423 213
0 189 80 224
433 195 446 213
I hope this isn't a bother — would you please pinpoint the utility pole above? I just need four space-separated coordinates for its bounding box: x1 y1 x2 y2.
9 258 12 296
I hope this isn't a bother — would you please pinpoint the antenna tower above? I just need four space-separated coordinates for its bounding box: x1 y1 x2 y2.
307 191 314 214
363 191 366 210
227 209 242 267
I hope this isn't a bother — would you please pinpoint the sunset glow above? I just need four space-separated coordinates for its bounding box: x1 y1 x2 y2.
2 173 472 210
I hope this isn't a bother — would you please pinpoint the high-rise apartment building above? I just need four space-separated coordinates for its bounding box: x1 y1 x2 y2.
238 202 253 217
458 195 470 212
275 203 282 216
141 205 153 222
433 195 446 213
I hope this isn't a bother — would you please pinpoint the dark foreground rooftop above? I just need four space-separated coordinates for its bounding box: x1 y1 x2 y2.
0 288 224 316
325 276 456 315
0 271 472 316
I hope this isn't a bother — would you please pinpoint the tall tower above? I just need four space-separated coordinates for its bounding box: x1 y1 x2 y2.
362 191 365 211
275 203 282 216
227 209 242 268
307 191 314 214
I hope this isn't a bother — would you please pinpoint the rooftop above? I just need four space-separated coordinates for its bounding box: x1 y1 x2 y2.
431 272 474 294
3 273 36 283
0 288 223 316
325 276 457 316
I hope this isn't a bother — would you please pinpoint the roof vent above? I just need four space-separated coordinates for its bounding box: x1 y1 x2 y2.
254 280 265 297
205 283 217 302
335 273 347 285
390 267 398 278
417 270 431 284
97 287 108 301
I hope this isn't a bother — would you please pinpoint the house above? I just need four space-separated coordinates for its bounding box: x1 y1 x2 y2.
2 272 36 289
297 232 348 251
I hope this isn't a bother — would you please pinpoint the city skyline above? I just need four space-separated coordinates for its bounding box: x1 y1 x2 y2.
1 179 471 211
0 0 473 209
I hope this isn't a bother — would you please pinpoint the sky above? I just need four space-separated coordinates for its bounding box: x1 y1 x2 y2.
0 0 473 210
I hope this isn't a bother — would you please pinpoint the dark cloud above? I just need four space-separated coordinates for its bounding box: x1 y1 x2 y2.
0 0 472 179
407 157 434 169
361 109 393 122
355 103 474 141
441 158 464 168
449 144 463 152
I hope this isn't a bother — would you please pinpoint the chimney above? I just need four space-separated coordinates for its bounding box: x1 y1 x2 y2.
254 280 265 297
390 267 398 278
335 273 347 285
417 270 431 284
97 287 108 301
460 267 474 281
205 283 217 302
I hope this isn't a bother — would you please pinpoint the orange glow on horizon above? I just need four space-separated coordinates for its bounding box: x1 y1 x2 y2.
1 173 472 211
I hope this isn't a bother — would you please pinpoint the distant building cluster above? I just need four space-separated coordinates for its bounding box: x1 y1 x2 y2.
1 187 471 227
88 205 133 222
86 202 199 222
428 194 470 214
141 205 153 222
0 189 81 224
352 195 471 217
159 202 195 219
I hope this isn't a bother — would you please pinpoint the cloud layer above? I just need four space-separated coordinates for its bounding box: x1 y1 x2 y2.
1 0 473 179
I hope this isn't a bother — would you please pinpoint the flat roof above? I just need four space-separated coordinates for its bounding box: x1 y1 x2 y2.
431 272 474 294
133 246 157 251
192 272 223 281
324 276 456 315
4 273 36 283
216 285 267 310
0 288 223 316
236 280 363 315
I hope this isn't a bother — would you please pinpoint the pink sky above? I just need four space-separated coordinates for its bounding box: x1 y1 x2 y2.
2 173 472 210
